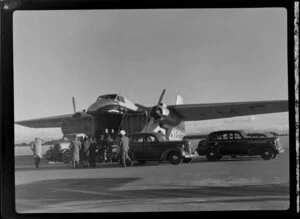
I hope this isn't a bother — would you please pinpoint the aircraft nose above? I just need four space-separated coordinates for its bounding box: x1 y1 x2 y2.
87 99 120 115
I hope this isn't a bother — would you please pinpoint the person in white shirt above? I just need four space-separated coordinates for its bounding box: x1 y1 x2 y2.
31 137 43 168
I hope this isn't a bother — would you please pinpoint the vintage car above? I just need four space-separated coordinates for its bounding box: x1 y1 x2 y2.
128 133 193 165
45 142 72 164
196 130 285 161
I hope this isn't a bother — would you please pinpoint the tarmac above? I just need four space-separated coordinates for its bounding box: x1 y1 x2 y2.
15 141 290 213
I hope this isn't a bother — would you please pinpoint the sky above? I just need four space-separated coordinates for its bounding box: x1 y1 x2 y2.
13 8 289 142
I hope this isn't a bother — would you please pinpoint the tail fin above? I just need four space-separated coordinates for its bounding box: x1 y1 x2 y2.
175 95 185 132
176 95 183 105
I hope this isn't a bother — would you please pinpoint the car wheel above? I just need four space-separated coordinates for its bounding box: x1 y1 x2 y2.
45 150 53 161
218 155 223 160
206 149 219 161
183 158 192 163
62 150 72 164
231 155 237 159
137 160 147 165
261 148 274 160
168 151 182 165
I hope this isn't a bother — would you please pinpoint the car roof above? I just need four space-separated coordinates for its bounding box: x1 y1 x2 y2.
209 130 244 134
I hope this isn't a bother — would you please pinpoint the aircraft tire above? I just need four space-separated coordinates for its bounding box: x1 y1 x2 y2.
137 160 147 165
183 158 192 163
168 151 182 165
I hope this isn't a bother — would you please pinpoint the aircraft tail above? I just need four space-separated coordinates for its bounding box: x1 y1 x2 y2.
175 95 185 132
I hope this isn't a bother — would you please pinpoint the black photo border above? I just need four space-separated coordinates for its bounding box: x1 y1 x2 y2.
0 0 297 218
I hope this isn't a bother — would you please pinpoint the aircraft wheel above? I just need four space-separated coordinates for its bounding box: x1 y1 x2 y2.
137 160 147 165
45 150 53 162
62 150 72 164
206 149 219 161
183 158 192 163
168 151 182 165
261 148 274 160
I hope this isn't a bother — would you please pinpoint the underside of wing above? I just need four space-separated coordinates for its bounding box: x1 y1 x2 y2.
15 114 74 128
168 100 288 121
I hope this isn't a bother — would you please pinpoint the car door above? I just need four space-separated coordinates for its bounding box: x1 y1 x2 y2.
219 132 239 154
130 135 147 160
144 135 162 160
233 132 248 154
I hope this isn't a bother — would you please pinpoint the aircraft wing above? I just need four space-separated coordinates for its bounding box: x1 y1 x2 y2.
168 100 288 121
15 114 74 128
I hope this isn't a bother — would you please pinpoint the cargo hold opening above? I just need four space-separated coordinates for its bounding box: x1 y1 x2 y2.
94 113 123 138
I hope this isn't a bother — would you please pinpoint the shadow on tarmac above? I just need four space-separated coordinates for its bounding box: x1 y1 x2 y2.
15 177 289 212
15 155 272 171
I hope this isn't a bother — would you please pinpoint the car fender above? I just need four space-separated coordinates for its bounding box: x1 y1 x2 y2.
160 148 182 161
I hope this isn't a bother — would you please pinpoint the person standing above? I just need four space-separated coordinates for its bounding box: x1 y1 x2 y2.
98 134 106 163
83 137 90 167
79 136 85 167
119 130 133 167
70 136 81 168
106 134 113 163
89 137 97 167
31 137 43 168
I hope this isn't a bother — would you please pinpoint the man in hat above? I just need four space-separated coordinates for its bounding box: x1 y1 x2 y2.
31 137 43 168
119 130 133 167
70 135 82 168
89 137 97 167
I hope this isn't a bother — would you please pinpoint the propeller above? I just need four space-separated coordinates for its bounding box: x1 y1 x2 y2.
157 89 166 106
142 89 166 132
72 97 76 113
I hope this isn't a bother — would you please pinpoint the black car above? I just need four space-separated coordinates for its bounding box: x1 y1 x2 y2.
128 133 193 165
196 130 284 161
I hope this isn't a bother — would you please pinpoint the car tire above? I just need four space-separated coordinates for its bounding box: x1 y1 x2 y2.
206 149 219 161
168 151 182 165
137 160 147 165
218 155 223 160
183 158 192 163
62 150 72 164
45 150 53 162
261 148 274 160
231 155 237 159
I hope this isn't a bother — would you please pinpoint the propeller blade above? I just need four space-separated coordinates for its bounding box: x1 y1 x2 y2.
157 89 166 106
72 97 76 113
142 117 158 133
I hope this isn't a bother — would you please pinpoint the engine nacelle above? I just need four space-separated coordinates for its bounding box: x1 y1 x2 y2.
150 103 170 120
72 111 88 119
150 104 181 127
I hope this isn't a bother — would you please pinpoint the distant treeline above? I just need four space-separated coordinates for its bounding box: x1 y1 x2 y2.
15 139 64 146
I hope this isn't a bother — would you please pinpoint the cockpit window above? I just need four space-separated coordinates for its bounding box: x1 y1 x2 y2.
115 96 125 103
97 94 117 101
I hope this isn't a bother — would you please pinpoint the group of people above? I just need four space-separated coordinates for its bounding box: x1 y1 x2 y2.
30 129 133 168
69 129 133 168
70 136 98 168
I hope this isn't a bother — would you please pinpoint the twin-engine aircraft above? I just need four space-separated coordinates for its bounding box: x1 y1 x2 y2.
15 89 288 140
